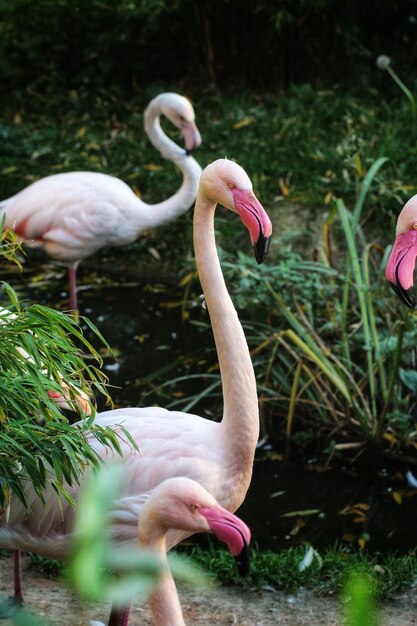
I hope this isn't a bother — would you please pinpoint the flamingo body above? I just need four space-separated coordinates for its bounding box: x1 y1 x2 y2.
0 159 272 624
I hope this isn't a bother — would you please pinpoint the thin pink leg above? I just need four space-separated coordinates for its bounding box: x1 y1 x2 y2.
13 549 23 605
108 603 131 626
67 266 78 315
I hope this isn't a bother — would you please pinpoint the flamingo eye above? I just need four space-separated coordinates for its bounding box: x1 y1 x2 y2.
227 182 235 189
189 504 198 512
413 223 417 230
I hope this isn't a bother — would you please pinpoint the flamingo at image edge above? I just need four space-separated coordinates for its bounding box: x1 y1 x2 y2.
0 159 272 625
0 305 94 605
386 193 417 308
0 92 202 312
91 477 250 626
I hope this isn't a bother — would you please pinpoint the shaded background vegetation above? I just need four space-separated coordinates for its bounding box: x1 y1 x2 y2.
0 0 417 96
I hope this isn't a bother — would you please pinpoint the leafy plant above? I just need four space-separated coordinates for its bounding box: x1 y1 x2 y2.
260 157 417 455
0 231 134 511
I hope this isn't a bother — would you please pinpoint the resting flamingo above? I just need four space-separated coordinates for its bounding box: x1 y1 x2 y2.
110 477 250 626
0 159 272 625
0 92 202 312
386 193 417 308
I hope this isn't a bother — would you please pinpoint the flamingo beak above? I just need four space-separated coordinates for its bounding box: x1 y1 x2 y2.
231 188 272 264
199 505 251 577
254 231 271 265
385 230 417 309
181 121 202 154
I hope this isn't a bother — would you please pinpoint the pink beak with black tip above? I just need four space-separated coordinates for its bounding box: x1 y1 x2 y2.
385 195 417 309
231 187 272 264
386 230 417 308
199 504 251 577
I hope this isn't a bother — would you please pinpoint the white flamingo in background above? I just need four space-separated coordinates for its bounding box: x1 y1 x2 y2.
0 159 272 625
0 92 202 312
385 193 417 308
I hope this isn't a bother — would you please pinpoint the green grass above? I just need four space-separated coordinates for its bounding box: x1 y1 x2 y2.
190 543 417 602
25 543 417 603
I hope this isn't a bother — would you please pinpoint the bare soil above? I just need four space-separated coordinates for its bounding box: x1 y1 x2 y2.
0 554 416 626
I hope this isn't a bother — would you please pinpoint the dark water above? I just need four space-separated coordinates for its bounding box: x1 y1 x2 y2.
2 261 417 555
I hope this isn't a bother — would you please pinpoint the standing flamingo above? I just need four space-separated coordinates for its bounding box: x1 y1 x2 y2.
386 193 417 308
0 92 202 312
0 159 272 625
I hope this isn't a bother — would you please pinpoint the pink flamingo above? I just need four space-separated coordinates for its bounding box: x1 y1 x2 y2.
0 159 271 625
386 194 417 308
119 477 249 626
0 92 202 312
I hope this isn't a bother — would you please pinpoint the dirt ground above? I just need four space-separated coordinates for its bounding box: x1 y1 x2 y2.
0 554 417 626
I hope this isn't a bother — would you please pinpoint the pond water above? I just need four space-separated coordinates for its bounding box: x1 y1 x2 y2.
1 258 417 556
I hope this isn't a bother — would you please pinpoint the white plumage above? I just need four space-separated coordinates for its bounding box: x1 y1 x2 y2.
0 93 202 310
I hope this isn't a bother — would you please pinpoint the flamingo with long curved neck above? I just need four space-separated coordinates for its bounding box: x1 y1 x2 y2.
0 92 202 312
138 477 250 626
0 159 271 625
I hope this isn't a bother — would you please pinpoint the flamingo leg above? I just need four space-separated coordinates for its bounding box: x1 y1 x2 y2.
13 549 23 605
108 603 131 626
67 266 79 319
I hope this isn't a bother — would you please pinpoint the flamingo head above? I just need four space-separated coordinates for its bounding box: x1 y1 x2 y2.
386 194 417 308
47 383 93 421
200 159 272 264
147 477 251 577
158 93 202 153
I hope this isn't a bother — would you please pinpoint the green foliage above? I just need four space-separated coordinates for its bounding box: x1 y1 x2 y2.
256 157 417 453
69 465 163 605
0 285 119 509
191 542 417 602
343 572 378 626
0 233 134 510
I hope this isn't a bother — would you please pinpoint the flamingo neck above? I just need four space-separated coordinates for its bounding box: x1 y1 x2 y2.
140 533 186 626
141 103 202 230
193 193 260 478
